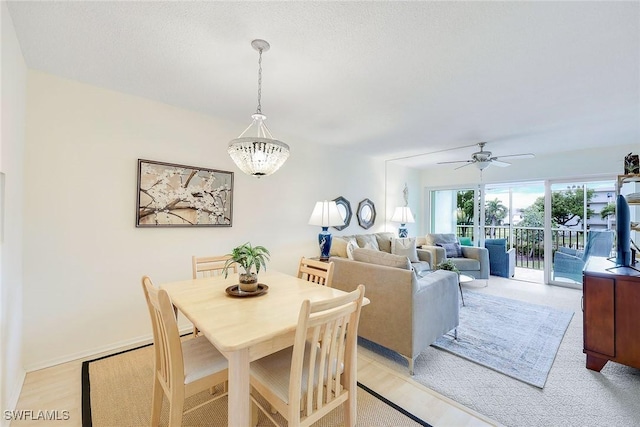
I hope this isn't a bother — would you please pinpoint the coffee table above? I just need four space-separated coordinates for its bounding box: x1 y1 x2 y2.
458 274 475 306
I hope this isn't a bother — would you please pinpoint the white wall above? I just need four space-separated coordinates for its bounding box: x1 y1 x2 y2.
385 162 422 237
1 2 27 418
22 71 391 370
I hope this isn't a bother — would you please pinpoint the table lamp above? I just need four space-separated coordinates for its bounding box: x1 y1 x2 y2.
308 200 344 260
390 206 415 238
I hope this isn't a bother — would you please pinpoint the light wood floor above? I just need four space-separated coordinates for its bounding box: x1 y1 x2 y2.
10 347 498 427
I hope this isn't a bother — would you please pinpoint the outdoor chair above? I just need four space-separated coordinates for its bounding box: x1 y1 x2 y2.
553 230 614 283
485 238 516 278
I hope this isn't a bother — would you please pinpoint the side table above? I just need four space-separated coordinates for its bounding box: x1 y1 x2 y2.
458 274 475 306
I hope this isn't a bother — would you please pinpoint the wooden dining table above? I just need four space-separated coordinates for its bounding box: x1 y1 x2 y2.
160 270 367 426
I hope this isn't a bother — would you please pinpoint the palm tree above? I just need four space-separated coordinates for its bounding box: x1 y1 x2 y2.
485 198 508 238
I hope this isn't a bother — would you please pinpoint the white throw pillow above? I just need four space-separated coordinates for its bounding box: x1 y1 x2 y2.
391 237 419 262
346 240 358 260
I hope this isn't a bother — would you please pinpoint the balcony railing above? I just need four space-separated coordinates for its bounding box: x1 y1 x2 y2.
456 225 590 270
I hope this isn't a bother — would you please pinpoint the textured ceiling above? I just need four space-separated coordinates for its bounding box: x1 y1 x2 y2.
6 1 640 168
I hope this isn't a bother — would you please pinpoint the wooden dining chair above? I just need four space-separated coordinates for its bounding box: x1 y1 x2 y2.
297 257 335 287
249 284 365 427
141 276 228 427
192 255 237 279
190 255 238 335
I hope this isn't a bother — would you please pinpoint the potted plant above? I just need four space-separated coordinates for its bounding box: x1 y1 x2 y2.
436 259 460 275
222 242 270 292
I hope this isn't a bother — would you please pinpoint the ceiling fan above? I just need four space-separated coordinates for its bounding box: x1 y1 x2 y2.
437 142 535 170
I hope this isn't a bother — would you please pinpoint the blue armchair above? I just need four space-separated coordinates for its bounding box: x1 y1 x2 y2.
484 238 516 278
553 230 614 283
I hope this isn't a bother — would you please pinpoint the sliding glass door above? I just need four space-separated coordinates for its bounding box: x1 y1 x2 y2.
427 178 614 287
429 187 479 243
549 179 615 287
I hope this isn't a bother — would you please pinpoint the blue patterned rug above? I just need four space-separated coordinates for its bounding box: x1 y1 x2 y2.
432 291 574 388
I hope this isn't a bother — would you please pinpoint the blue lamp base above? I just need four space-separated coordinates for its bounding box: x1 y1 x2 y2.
398 224 408 238
318 227 333 261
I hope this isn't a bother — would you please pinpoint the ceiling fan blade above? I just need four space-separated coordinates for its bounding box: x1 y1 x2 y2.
491 159 511 167
493 153 535 160
454 162 474 170
437 160 473 165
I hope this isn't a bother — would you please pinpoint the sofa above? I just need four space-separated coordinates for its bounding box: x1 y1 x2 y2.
419 233 490 280
329 243 459 375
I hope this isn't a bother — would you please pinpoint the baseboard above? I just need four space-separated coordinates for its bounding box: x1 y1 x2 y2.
2 369 26 427
23 326 192 372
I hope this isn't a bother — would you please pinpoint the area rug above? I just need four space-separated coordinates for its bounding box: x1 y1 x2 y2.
82 342 430 427
432 290 573 388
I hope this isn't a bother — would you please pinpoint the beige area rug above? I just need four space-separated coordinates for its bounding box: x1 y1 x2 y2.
358 276 640 427
82 342 430 427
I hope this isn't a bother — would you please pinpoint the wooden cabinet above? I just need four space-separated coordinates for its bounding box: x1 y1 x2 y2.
583 256 640 371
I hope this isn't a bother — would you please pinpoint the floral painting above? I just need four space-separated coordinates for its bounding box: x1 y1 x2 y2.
136 159 233 227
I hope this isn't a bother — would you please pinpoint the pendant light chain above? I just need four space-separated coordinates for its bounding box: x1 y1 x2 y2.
256 48 263 114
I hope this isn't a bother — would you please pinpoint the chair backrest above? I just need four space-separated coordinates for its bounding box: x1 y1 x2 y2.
297 257 335 287
583 230 614 260
141 276 184 393
289 284 365 421
192 255 236 279
485 238 507 251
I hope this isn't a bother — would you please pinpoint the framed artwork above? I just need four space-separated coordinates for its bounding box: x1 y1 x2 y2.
136 159 233 227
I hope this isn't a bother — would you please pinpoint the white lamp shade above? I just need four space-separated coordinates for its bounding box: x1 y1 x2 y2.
390 207 415 224
308 201 344 227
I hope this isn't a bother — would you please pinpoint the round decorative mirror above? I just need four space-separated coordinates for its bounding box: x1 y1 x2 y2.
357 198 376 229
332 196 352 231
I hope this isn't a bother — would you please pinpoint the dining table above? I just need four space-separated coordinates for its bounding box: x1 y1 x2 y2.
159 269 368 426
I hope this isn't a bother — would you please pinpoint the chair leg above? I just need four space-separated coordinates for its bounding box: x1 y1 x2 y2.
168 392 184 427
151 377 163 427
344 393 357 426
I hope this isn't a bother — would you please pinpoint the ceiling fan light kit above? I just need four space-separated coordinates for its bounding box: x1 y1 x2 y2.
438 142 535 170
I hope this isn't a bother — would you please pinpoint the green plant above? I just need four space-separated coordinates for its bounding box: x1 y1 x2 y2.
436 259 459 274
222 242 270 278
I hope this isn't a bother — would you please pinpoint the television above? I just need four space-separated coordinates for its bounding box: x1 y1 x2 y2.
616 194 631 266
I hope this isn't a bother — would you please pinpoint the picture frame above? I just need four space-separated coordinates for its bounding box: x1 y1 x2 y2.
136 159 233 227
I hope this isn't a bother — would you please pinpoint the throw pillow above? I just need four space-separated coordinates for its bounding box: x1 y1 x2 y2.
375 232 395 253
391 237 419 262
437 242 462 258
330 237 348 258
459 236 473 247
352 248 411 270
356 234 380 251
346 240 358 260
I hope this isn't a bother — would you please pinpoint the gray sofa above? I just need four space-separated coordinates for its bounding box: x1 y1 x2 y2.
330 248 459 375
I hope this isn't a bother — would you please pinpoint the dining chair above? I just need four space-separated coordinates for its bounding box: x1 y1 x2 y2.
192 255 237 279
249 284 365 427
297 257 335 287
191 255 237 335
141 276 228 427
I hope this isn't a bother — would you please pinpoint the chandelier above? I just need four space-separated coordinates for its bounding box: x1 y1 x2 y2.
228 39 290 177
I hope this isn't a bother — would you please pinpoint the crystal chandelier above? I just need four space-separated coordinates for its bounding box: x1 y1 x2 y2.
228 39 290 177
